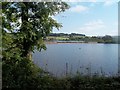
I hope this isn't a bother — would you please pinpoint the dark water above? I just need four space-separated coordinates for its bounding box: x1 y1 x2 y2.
33 43 119 77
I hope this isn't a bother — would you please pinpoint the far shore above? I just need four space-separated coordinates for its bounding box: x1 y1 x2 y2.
45 41 118 44
45 41 99 44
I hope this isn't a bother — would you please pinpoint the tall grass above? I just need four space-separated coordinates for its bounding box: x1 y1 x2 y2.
42 61 118 78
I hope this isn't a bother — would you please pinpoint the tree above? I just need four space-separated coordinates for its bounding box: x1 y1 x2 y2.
102 35 113 43
2 2 69 59
2 2 69 88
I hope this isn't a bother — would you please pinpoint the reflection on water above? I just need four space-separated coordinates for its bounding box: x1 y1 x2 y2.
33 43 119 77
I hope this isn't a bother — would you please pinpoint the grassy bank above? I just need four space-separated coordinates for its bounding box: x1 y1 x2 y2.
3 60 120 89
40 75 120 90
2 55 120 89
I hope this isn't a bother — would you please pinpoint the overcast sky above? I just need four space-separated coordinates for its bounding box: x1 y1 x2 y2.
53 1 118 36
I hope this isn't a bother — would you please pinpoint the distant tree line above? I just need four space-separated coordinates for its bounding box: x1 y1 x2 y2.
47 33 120 44
48 33 85 37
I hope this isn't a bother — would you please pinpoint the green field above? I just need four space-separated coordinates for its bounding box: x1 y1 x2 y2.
47 36 69 40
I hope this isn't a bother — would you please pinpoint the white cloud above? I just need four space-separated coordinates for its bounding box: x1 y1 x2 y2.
79 20 105 31
70 5 89 13
104 0 116 6
75 20 118 36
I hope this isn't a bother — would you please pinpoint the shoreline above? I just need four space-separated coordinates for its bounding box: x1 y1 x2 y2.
45 41 117 44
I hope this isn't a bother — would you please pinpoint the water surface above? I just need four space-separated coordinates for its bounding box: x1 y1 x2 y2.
33 43 118 77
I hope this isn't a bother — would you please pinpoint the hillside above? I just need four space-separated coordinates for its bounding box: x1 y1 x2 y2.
45 33 119 44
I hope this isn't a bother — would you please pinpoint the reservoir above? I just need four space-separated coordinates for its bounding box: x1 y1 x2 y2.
33 43 119 77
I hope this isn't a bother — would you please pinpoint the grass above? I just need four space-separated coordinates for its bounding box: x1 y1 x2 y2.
3 58 120 89
47 36 69 40
33 62 120 90
33 74 120 90
31 61 120 89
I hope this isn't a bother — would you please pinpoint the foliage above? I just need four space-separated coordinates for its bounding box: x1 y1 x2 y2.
2 2 69 58
2 2 69 88
2 2 120 89
102 35 115 43
46 33 117 43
